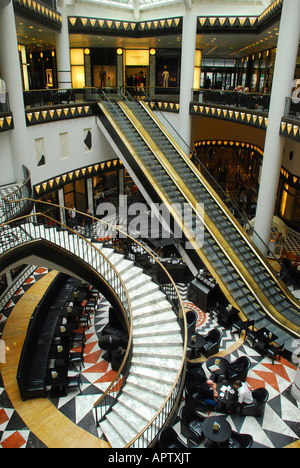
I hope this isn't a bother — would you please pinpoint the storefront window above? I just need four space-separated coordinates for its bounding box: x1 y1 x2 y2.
64 180 87 214
279 183 300 230
93 171 118 213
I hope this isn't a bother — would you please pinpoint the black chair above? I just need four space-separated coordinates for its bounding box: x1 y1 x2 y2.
69 349 85 371
262 343 285 365
228 356 251 383
200 329 222 357
157 427 189 449
186 310 198 336
231 319 254 338
186 361 206 385
179 406 206 446
66 374 82 394
77 311 91 329
185 382 209 413
219 431 253 448
241 388 269 417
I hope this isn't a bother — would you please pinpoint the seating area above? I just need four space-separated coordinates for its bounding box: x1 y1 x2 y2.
17 274 100 400
1 267 300 448
160 302 300 449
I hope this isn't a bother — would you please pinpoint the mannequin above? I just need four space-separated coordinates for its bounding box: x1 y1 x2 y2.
162 68 169 88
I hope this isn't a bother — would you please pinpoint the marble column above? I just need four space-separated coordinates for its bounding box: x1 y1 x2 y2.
253 0 300 254
178 11 197 155
0 0 29 182
56 0 72 89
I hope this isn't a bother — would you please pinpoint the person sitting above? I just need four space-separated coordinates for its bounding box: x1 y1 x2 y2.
197 379 218 411
230 379 253 413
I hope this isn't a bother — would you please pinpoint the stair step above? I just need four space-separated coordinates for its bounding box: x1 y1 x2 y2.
132 345 183 359
122 383 165 411
133 333 183 346
133 321 180 337
132 300 171 317
133 310 176 327
105 410 140 446
118 393 158 423
131 290 166 307
130 364 178 384
99 418 126 448
131 355 181 371
126 374 173 398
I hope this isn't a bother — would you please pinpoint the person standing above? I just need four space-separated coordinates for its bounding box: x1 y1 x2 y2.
69 204 78 230
84 208 94 238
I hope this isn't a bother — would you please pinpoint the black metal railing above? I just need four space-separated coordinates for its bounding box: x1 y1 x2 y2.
284 96 300 122
0 92 10 114
192 88 271 113
0 199 187 448
1 166 33 224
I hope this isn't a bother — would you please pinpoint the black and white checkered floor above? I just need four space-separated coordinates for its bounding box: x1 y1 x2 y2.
0 270 300 448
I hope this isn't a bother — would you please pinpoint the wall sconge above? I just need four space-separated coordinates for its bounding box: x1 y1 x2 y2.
116 48 123 55
150 48 156 56
84 48 90 55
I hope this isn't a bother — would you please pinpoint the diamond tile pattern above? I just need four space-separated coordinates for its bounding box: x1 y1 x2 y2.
0 269 299 448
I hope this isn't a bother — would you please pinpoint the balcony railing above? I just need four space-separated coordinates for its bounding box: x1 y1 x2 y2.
192 88 271 113
23 87 101 109
0 92 10 114
284 96 300 122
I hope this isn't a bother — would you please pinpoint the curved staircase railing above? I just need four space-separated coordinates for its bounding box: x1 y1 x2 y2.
1 166 33 223
0 198 187 448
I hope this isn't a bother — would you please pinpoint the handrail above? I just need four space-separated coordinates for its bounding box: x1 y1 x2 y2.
130 87 294 285
0 207 134 435
1 166 32 223
0 197 187 448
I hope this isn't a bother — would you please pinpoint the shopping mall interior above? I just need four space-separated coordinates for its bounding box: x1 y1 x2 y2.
0 0 300 449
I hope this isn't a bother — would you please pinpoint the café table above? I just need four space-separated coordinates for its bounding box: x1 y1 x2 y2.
217 382 237 412
187 333 206 359
202 415 232 445
54 322 75 338
60 303 82 319
206 356 230 382
250 327 278 351
67 289 87 305
46 366 69 397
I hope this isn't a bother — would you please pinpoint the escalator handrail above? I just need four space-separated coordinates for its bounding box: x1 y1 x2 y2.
123 87 292 282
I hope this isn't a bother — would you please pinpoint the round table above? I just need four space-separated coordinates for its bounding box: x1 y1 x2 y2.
206 356 230 381
202 416 232 444
98 334 121 362
188 333 205 359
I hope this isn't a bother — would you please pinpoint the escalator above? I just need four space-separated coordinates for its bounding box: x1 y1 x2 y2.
96 92 300 353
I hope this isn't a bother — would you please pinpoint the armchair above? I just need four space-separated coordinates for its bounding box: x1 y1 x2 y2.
179 406 206 446
219 431 253 448
157 427 189 449
200 329 222 357
228 356 251 383
186 310 198 337
185 382 209 413
241 388 269 417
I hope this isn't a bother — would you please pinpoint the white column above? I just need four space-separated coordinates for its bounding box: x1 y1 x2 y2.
178 11 197 154
56 0 72 89
291 363 300 402
0 0 30 182
253 0 300 255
